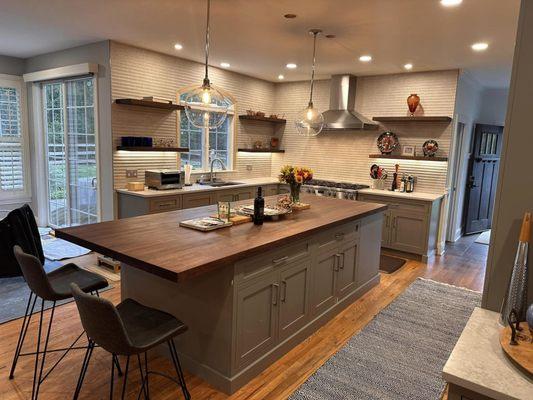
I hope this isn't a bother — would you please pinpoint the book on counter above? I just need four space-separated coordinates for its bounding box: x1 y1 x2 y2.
179 217 232 232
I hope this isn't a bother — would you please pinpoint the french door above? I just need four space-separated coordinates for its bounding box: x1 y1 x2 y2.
42 77 98 227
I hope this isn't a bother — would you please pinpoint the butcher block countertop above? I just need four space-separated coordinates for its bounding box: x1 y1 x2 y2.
55 195 386 282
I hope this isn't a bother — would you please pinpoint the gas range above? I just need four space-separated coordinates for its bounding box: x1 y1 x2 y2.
302 179 369 200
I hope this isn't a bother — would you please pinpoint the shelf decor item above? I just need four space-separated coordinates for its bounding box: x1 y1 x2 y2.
377 131 399 154
279 165 313 204
407 93 420 116
422 140 439 157
181 0 231 129
295 29 325 137
402 145 415 156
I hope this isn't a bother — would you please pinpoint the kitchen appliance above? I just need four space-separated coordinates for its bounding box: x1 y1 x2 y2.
145 169 185 190
302 179 369 201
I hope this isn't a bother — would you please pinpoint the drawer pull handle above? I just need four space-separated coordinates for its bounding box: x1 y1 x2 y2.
157 202 175 207
281 280 287 302
335 233 344 240
336 254 344 269
272 256 289 264
272 283 279 305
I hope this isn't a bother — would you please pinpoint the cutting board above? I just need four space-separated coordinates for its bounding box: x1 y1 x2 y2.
211 214 252 225
500 325 533 378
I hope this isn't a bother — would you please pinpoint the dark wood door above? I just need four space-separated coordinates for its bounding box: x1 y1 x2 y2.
463 124 503 234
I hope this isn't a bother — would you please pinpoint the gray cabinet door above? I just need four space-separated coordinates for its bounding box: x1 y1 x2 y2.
310 249 337 317
264 185 279 197
235 273 279 369
336 239 358 300
278 260 311 341
389 210 427 254
382 210 391 245
234 187 255 201
182 192 215 209
216 190 235 202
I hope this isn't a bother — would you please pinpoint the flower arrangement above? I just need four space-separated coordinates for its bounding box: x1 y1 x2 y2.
279 165 313 203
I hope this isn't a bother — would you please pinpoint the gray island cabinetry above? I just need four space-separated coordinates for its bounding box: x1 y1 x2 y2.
56 195 385 394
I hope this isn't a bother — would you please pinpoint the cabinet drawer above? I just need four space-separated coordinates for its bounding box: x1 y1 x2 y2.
148 196 181 213
358 194 429 215
182 192 215 209
315 220 360 254
235 240 310 284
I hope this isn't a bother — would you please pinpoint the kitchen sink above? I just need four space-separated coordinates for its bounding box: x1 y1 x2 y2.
198 181 242 187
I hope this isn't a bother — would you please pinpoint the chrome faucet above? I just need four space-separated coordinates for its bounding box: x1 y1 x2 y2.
209 157 226 182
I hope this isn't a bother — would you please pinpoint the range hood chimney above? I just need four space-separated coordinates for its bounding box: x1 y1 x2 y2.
321 74 378 131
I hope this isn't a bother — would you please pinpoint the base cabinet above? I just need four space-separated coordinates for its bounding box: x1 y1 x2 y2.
336 239 359 300
310 249 338 317
389 210 427 254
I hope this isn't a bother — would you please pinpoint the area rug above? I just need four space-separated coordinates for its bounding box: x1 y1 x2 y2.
475 230 491 245
379 254 406 274
42 236 91 260
289 278 481 400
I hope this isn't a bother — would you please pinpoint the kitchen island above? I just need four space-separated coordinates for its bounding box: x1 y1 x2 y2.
56 195 386 393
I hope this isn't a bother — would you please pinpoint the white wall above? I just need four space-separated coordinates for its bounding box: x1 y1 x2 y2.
477 88 509 126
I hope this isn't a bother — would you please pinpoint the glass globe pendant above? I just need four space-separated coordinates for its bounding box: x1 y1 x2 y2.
295 29 325 137
183 0 231 129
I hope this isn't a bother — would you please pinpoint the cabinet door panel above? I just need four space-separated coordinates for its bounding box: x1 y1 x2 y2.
235 275 278 368
382 211 391 245
389 211 427 254
264 185 279 196
216 190 235 202
182 192 215 209
234 187 255 201
310 250 337 317
336 239 358 300
279 260 311 341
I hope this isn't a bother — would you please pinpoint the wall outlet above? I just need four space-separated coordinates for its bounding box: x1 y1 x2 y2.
126 169 138 178
246 164 253 171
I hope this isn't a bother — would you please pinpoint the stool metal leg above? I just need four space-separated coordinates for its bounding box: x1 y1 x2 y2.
121 356 130 400
169 339 191 400
110 354 116 400
73 340 95 400
33 300 56 400
136 354 149 400
9 291 37 379
144 352 150 399
31 299 45 400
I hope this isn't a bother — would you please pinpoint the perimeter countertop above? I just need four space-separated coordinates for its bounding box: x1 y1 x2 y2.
116 177 281 198
443 307 533 400
358 188 445 202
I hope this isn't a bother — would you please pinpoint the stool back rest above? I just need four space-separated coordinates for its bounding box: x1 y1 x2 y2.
70 283 133 355
13 245 55 300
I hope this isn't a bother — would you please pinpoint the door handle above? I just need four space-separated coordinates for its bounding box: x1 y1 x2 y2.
385 214 390 228
272 283 279 305
334 255 339 272
466 176 477 189
272 255 289 264
91 177 97 190
336 254 343 270
281 280 287 302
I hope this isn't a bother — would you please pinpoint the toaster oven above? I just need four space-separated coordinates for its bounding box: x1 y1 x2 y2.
145 170 185 190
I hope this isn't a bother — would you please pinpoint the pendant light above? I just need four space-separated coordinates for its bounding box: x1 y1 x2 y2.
295 29 325 137
183 0 231 129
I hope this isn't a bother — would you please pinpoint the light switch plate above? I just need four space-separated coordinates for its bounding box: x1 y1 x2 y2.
126 169 138 178
246 164 253 171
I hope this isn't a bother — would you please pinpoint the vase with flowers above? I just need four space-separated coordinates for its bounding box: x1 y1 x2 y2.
279 165 313 204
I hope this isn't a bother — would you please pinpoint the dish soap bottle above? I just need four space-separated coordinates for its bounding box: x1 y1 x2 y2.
254 187 264 225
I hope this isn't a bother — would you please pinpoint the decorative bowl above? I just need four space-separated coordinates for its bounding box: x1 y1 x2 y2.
423 140 439 157
377 131 399 154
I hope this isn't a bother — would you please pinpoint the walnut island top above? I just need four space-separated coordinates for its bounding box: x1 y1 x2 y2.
55 195 386 282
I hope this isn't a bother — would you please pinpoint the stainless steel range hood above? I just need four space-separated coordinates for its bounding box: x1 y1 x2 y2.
321 74 378 131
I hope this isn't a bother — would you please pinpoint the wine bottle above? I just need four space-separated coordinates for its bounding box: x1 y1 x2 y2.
253 187 265 225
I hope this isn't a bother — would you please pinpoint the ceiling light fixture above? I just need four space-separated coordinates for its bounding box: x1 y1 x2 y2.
182 0 231 129
359 55 372 62
286 63 297 69
471 42 489 51
278 74 285 80
220 62 230 68
174 43 183 50
440 0 462 6
295 29 325 137
284 13 297 19
404 63 413 70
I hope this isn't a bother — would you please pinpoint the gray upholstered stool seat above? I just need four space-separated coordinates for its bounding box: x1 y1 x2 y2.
47 263 108 300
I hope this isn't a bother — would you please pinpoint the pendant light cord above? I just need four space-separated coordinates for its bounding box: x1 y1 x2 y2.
309 31 319 106
203 0 211 84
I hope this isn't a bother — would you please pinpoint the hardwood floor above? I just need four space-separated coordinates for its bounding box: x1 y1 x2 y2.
0 236 487 400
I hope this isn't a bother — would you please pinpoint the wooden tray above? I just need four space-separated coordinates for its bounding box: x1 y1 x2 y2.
500 325 533 378
292 203 310 211
211 213 252 225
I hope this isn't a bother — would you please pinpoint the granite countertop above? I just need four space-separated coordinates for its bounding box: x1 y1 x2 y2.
443 307 533 400
116 177 281 198
357 188 445 202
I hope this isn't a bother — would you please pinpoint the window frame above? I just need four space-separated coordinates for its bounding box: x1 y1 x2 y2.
177 86 236 173
0 74 31 204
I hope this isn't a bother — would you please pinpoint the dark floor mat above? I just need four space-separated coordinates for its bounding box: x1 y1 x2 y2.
379 254 406 274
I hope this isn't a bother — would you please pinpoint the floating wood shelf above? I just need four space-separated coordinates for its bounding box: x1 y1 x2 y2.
372 116 452 123
117 146 190 152
369 154 448 161
239 115 286 124
238 148 285 153
115 98 184 110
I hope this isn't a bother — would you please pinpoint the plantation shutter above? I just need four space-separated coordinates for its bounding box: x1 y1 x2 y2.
0 84 25 194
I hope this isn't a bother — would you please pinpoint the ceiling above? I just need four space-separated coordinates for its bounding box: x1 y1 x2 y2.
0 0 520 88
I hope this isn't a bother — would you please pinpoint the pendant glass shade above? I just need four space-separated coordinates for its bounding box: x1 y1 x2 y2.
295 102 325 136
183 83 230 128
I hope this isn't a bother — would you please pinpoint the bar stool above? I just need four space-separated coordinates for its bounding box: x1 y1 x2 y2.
11 245 116 400
71 283 191 400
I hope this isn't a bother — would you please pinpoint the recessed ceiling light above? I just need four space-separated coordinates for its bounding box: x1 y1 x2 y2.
359 55 372 62
404 63 413 70
284 13 297 19
471 42 489 51
286 63 297 69
220 62 230 68
278 74 285 80
440 0 462 6
174 43 183 50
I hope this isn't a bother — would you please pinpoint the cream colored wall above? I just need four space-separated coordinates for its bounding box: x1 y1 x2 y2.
110 41 277 189
272 70 459 194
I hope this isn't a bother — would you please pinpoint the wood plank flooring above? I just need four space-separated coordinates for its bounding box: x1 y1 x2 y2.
0 236 487 400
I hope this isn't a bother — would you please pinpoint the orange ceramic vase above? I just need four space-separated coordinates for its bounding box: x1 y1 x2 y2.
407 94 420 116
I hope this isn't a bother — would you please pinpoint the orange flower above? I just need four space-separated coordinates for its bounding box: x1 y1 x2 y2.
295 175 303 184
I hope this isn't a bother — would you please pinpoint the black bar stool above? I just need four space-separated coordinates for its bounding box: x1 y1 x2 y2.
70 283 191 400
11 245 117 400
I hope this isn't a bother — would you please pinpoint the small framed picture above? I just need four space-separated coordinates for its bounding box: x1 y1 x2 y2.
402 145 415 156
